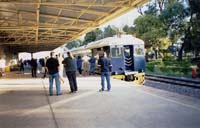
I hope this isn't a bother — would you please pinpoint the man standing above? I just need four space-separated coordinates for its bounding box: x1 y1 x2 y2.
62 52 78 93
89 55 96 75
46 52 61 96
98 52 112 92
30 58 37 77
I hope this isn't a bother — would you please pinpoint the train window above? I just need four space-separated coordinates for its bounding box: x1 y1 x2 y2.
134 47 144 55
111 47 122 57
124 47 131 57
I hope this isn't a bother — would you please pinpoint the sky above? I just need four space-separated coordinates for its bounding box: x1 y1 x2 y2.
101 8 141 29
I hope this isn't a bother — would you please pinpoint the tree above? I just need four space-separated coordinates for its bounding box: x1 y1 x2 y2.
159 1 189 43
188 0 200 56
94 28 103 40
144 1 158 15
157 0 165 12
178 0 200 60
83 31 96 45
123 25 135 35
103 25 117 38
134 14 166 49
65 40 81 49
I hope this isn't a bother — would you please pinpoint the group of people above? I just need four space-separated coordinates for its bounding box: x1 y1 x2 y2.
45 52 77 95
18 58 38 77
45 51 112 96
76 55 96 76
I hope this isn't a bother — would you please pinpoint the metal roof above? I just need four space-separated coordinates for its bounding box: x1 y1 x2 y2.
0 0 148 53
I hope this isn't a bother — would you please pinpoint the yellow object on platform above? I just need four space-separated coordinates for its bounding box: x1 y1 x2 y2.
133 72 145 85
111 73 145 85
5 66 10 72
111 75 125 80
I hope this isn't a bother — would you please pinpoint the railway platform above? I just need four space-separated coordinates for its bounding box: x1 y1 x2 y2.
0 71 200 128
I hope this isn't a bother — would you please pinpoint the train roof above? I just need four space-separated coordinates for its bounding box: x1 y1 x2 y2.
68 46 90 55
86 35 144 49
67 35 144 54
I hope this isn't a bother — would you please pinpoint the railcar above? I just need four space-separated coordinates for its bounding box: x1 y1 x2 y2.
70 35 145 83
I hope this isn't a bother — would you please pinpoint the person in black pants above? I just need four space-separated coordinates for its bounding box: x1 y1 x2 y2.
30 58 37 77
62 52 78 93
19 61 24 73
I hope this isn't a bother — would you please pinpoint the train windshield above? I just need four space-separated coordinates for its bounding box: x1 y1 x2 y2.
111 47 123 58
134 45 144 56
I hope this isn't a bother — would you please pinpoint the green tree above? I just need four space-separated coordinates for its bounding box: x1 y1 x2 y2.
134 14 166 49
83 31 96 45
123 25 135 35
65 40 81 49
178 0 200 60
94 28 103 40
159 1 189 43
103 25 117 38
144 1 158 15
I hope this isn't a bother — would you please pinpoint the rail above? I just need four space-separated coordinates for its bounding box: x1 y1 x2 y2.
145 74 200 89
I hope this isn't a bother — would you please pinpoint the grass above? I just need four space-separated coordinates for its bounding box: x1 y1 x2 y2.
146 59 195 78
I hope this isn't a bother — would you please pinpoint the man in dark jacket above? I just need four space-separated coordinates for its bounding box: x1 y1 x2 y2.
62 52 78 93
98 52 112 92
30 58 37 77
46 52 61 96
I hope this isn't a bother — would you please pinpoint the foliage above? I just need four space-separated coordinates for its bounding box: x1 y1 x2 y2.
146 59 192 77
103 25 117 38
144 1 158 15
134 14 166 48
159 37 172 50
178 0 200 60
123 25 135 35
65 40 81 49
187 0 200 54
95 28 103 40
84 31 96 45
159 1 189 43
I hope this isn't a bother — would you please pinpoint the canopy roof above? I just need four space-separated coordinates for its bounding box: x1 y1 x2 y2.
0 0 148 53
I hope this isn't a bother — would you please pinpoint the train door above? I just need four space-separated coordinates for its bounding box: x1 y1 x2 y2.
133 44 145 72
123 45 134 71
110 45 124 74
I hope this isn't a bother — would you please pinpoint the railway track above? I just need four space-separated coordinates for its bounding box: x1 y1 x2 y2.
145 74 200 89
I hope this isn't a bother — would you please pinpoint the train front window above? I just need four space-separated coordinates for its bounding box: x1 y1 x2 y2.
134 47 144 55
111 47 122 58
134 44 144 56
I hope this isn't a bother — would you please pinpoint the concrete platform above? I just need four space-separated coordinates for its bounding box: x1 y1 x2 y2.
0 71 200 128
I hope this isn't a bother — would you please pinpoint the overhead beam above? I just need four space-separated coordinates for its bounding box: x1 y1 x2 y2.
0 25 89 30
70 0 95 25
0 8 93 23
44 6 109 15
0 40 67 45
0 1 134 7
36 1 41 44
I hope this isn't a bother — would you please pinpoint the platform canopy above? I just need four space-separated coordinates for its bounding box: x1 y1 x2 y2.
0 0 148 53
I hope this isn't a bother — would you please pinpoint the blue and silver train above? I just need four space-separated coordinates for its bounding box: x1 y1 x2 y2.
69 35 145 82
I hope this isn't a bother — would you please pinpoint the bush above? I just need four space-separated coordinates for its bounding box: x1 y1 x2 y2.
146 61 192 77
146 65 154 72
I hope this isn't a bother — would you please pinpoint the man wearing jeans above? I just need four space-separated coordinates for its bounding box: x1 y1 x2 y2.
98 52 112 92
46 52 61 96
